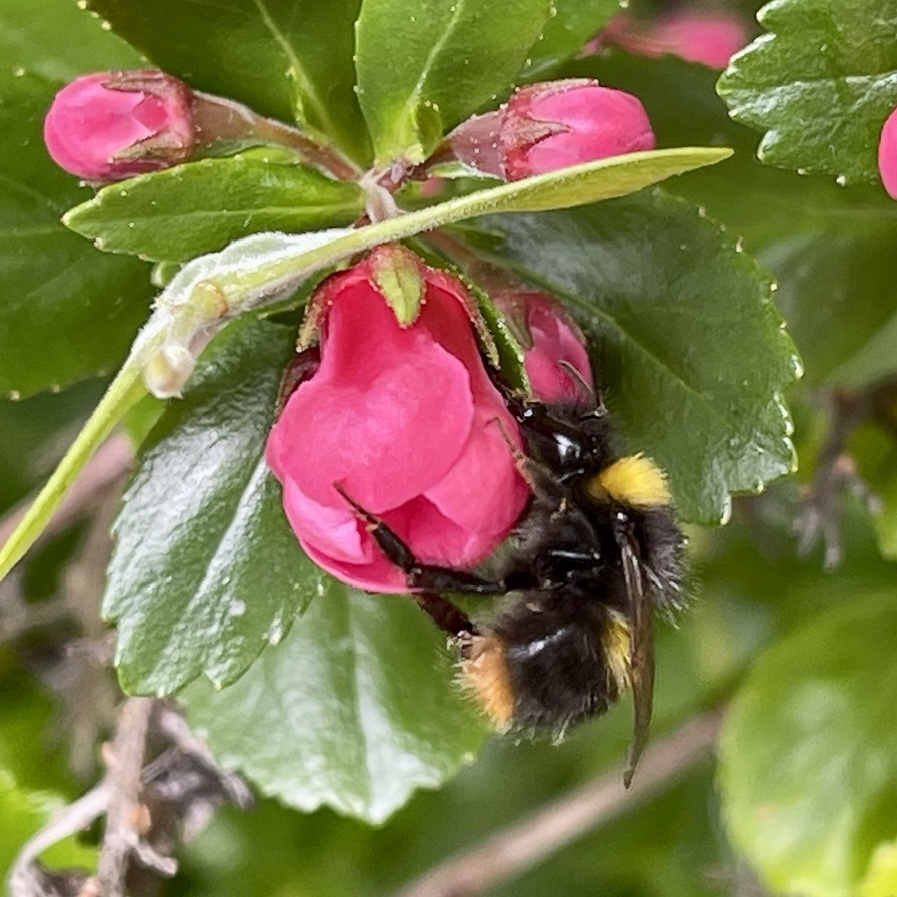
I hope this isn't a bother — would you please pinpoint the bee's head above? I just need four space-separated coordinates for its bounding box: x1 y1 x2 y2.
518 400 614 477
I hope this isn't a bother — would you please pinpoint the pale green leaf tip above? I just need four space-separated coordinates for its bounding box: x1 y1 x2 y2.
371 244 425 326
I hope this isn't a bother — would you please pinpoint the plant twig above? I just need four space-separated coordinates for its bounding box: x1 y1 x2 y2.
794 388 882 568
96 697 155 896
7 781 110 897
390 710 723 897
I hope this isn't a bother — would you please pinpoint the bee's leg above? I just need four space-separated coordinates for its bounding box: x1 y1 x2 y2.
412 592 476 638
332 483 507 601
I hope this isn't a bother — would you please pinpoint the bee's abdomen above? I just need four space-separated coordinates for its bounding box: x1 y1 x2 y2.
496 594 620 732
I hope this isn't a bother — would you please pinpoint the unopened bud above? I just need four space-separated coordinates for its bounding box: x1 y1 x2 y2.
43 69 196 182
493 290 593 404
599 11 749 70
449 79 655 181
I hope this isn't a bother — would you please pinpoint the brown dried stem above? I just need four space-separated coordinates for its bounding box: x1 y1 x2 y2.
794 384 890 568
95 697 157 896
391 710 723 897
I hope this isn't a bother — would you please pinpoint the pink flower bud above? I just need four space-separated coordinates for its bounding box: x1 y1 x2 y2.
493 291 594 404
501 80 655 181
450 80 655 181
43 70 196 182
266 246 530 593
599 11 749 70
879 108 897 199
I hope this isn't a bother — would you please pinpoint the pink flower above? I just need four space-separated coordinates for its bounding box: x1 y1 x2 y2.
449 80 655 181
43 70 196 182
599 10 749 70
879 108 897 199
266 245 530 593
494 291 594 404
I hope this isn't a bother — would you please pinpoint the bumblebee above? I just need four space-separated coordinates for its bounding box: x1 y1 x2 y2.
336 383 685 784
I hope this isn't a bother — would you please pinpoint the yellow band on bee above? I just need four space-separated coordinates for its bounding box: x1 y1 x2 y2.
589 454 671 507
602 612 633 692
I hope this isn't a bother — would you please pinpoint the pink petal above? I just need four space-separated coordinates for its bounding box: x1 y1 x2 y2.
424 406 528 558
524 298 594 403
301 539 409 593
879 108 897 199
270 336 475 512
281 480 373 566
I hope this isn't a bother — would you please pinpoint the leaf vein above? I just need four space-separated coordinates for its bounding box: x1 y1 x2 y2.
251 0 334 140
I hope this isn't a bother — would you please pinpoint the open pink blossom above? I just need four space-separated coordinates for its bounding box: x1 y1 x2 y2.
494 291 594 404
599 10 749 70
879 108 897 199
266 246 530 593
43 70 196 182
450 80 655 181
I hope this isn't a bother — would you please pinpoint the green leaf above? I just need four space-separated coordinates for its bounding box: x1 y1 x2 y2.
849 423 897 561
763 226 897 388
719 592 897 897
0 673 97 875
444 148 732 216
182 583 486 825
86 0 369 163
521 0 621 80
103 317 328 695
356 0 552 164
464 190 800 524
64 157 366 264
717 0 897 185
0 72 155 398
0 0 140 81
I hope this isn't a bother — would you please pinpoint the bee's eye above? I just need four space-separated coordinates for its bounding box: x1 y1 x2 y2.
552 432 583 466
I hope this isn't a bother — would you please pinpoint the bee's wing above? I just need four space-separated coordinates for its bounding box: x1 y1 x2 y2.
616 521 655 788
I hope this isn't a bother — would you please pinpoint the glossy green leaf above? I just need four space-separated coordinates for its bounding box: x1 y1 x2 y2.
103 317 330 695
86 0 369 163
355 0 552 164
717 0 897 185
465 190 800 524
182 584 486 825
64 157 366 263
719 593 897 897
521 0 621 80
0 0 139 81
0 72 154 398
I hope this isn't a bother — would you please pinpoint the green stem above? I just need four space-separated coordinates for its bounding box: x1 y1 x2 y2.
0 365 147 582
